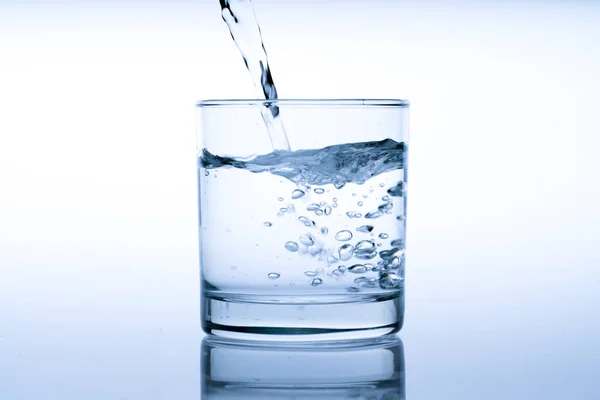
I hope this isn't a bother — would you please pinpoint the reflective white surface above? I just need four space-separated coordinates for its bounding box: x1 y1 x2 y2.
0 0 598 398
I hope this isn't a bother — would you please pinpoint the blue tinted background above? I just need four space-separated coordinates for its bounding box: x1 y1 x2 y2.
0 0 598 398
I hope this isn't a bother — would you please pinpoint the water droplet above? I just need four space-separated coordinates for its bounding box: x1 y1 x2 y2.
379 247 403 260
268 272 280 279
321 227 329 235
314 188 325 194
327 255 339 264
304 270 318 277
285 241 299 252
387 182 405 197
335 230 353 241
346 287 360 293
299 233 315 246
315 210 324 216
263 221 273 227
382 195 390 201
348 264 367 274
311 278 323 286
357 201 364 206
324 205 332 215
391 239 405 247
292 189 305 199
338 244 354 261
204 170 209 176
378 202 393 212
379 233 389 239
365 211 383 219
277 197 284 201
379 272 403 289
307 203 321 211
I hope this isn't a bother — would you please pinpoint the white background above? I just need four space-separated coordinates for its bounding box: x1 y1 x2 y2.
1 1 598 398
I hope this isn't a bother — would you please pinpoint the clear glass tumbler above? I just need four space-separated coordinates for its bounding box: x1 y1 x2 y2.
197 99 410 340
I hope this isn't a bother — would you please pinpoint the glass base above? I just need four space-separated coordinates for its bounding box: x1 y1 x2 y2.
201 291 404 341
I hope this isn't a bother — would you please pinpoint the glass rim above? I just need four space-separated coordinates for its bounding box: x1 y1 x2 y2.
197 99 409 107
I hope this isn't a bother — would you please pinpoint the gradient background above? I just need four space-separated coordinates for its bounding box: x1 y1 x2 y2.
0 0 598 398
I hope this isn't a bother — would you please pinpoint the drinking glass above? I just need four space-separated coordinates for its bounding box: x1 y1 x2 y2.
197 99 409 340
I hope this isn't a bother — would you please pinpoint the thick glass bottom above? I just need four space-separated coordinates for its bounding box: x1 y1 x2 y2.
201 291 404 341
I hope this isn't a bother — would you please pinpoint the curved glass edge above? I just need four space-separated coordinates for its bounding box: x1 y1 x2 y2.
197 99 410 107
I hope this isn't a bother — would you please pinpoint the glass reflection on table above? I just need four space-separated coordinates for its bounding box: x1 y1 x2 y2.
201 334 405 399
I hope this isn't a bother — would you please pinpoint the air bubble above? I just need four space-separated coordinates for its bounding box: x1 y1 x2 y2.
346 287 360 293
314 188 325 194
379 272 403 289
332 198 338 202
356 240 375 251
338 244 354 261
365 211 383 219
324 206 332 215
356 225 374 233
311 278 323 286
382 195 390 201
391 239 404 247
327 255 339 264
304 270 318 277
277 197 284 202
380 247 403 260
264 221 272 227
348 264 367 274
315 210 324 216
268 272 280 279
334 181 345 189
319 201 326 206
354 240 377 260
379 183 385 187
307 203 321 211
321 227 329 235
299 233 315 246
298 216 316 227
335 230 353 241
204 170 209 176
363 194 368 198
387 182 405 197
292 189 305 199
352 193 356 196
378 202 393 212
285 241 299 252
357 201 363 206
379 233 389 239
